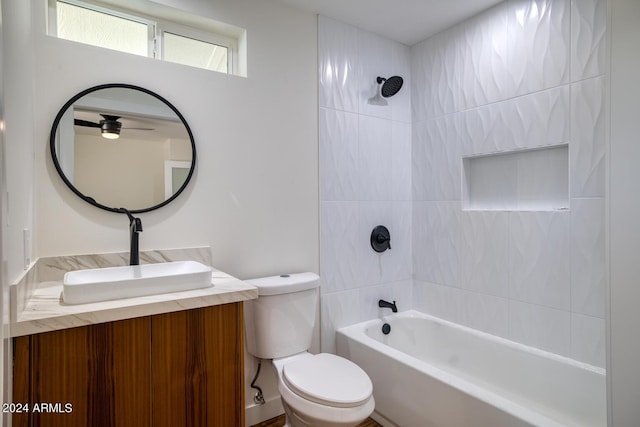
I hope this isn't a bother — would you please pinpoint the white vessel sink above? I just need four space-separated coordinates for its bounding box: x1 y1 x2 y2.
62 261 213 304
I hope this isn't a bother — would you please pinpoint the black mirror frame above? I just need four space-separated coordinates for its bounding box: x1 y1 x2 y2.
50 83 196 214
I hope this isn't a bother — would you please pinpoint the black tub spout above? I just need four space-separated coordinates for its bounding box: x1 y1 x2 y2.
378 299 397 313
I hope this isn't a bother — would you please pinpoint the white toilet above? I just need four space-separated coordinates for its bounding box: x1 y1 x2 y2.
244 272 375 427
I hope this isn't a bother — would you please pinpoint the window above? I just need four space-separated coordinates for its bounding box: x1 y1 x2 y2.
163 32 228 74
50 0 237 75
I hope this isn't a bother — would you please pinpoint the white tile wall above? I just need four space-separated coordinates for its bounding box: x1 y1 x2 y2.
504 85 571 150
318 16 359 113
319 17 413 353
319 108 359 201
413 202 461 286
461 2 510 109
506 0 571 96
571 312 606 367
571 198 606 318
508 300 571 356
571 76 606 198
508 211 571 310
319 0 606 368
358 116 393 200
410 0 607 367
571 0 607 81
391 122 412 201
320 201 360 294
412 114 462 202
392 43 412 123
459 211 509 298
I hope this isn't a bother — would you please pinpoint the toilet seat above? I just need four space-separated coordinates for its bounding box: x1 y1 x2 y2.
282 353 372 408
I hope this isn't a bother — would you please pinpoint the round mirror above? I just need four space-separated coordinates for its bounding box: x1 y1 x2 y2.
50 84 196 213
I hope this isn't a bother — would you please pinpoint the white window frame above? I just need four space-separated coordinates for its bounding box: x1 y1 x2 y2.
48 0 235 74
155 20 235 74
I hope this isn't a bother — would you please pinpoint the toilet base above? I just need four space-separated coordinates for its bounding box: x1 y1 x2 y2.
280 395 373 427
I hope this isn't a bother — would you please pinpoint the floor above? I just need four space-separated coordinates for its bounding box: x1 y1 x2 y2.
251 414 382 427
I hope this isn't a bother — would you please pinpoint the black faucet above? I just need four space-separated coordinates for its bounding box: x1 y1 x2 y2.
120 208 143 266
378 299 397 313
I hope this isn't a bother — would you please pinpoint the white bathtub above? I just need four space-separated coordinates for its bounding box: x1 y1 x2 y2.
336 310 606 427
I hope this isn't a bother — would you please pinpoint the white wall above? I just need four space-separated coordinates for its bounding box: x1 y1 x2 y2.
0 1 8 424
3 1 318 426
2 1 37 423
410 0 607 367
317 16 413 354
30 0 318 279
2 0 36 289
608 0 640 424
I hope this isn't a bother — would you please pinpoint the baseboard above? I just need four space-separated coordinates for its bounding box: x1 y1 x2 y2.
370 410 398 427
245 396 284 427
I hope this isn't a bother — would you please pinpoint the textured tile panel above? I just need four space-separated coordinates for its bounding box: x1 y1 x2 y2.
358 115 392 201
460 290 509 338
412 120 430 200
320 289 361 354
410 40 432 123
460 100 509 156
413 281 463 324
413 202 461 286
571 198 606 318
571 76 606 197
391 121 412 201
320 202 360 294
571 0 607 80
319 108 359 201
318 16 359 112
460 211 509 298
410 26 462 121
504 85 570 150
508 300 571 356
412 114 461 201
429 27 463 118
461 1 510 109
508 211 570 310
391 42 412 124
570 313 606 368
507 0 570 96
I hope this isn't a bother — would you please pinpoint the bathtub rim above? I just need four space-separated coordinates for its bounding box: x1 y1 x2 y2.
338 310 605 375
336 309 606 427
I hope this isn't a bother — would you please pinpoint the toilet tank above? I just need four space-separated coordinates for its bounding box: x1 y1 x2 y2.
244 272 319 359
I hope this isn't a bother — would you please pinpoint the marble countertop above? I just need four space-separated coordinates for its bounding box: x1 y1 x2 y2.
10 248 258 337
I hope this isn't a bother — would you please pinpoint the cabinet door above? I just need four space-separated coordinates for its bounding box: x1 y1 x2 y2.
13 317 151 427
151 303 244 427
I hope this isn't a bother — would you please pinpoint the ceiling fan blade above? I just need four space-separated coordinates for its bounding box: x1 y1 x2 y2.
74 119 101 128
123 127 155 131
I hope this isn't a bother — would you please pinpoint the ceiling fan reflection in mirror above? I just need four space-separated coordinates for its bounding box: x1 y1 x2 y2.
74 114 154 140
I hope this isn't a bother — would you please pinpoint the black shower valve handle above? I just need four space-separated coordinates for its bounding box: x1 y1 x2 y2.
371 225 391 253
376 233 391 249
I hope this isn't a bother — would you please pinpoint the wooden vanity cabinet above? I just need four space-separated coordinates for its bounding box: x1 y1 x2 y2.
13 303 244 427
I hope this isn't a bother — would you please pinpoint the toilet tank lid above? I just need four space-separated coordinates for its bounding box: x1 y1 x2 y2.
244 272 319 296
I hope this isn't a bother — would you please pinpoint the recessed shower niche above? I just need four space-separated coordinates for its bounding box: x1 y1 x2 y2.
462 145 569 211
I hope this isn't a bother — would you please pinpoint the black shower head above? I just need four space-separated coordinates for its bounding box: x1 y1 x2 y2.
377 76 404 98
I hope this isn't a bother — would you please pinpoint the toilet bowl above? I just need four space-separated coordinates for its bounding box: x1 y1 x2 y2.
273 352 375 427
244 273 375 427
